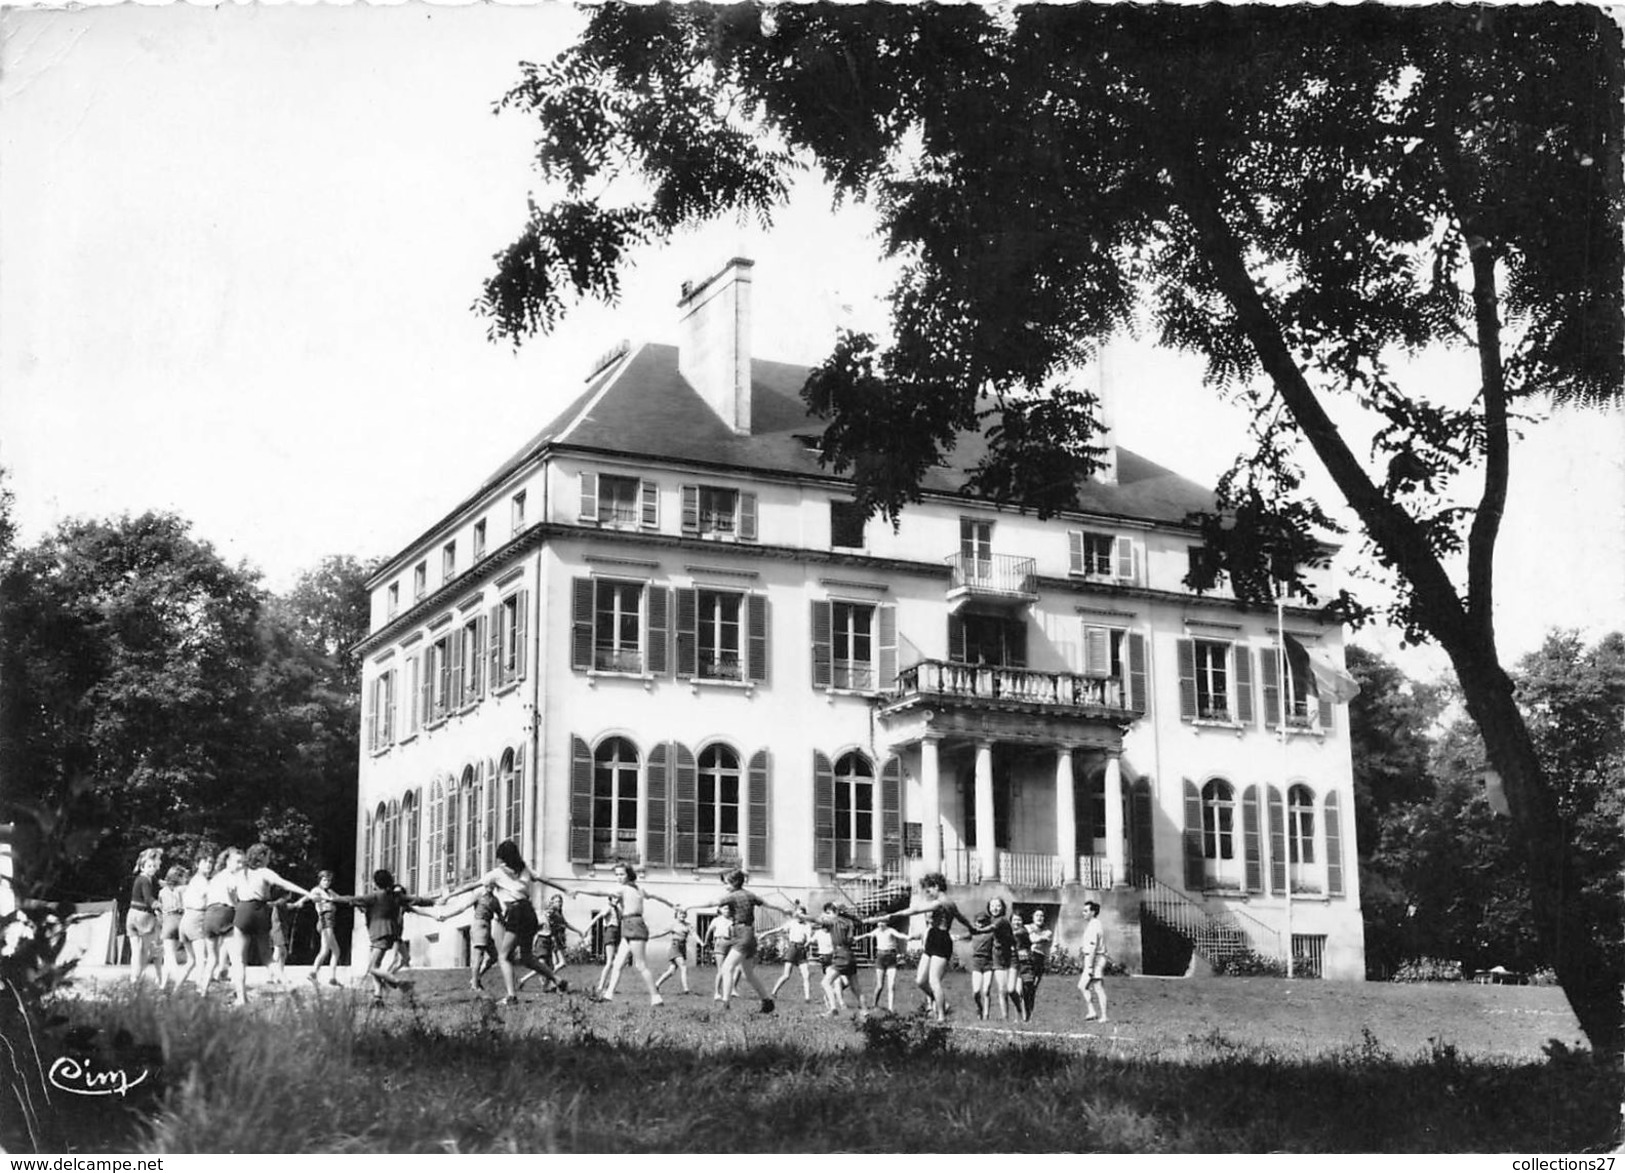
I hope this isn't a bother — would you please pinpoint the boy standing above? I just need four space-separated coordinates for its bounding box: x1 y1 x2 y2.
1077 899 1108 1023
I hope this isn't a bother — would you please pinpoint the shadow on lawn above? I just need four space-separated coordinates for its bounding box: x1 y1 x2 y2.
20 987 1624 1154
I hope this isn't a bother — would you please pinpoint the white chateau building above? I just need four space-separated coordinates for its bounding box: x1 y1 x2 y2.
353 258 1365 979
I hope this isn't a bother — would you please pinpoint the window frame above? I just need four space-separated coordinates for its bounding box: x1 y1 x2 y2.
696 743 742 869
1193 639 1232 722
592 578 646 675
591 737 641 865
833 752 876 871
473 519 488 562
511 490 526 536
695 588 744 682
830 600 876 691
413 561 427 601
442 540 456 582
1200 778 1241 888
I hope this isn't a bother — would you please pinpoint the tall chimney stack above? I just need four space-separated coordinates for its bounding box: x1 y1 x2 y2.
677 257 754 434
1092 341 1120 485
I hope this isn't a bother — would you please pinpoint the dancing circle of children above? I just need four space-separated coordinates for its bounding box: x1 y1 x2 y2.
760 901 814 1003
438 839 571 1004
570 861 678 1005
863 872 973 1024
811 901 864 1015
333 867 446 1005
688 868 799 1013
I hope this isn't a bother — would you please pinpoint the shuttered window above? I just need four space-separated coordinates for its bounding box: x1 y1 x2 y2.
833 752 875 871
697 744 742 868
572 578 645 674
681 484 759 541
591 737 640 865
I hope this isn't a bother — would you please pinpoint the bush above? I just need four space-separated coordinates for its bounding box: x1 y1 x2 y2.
854 1007 948 1059
1211 950 1289 978
1391 957 1465 983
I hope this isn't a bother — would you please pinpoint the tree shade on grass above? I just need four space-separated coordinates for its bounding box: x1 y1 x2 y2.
477 3 1624 1055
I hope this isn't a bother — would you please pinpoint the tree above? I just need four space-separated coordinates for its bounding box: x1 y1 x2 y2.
479 4 1624 1052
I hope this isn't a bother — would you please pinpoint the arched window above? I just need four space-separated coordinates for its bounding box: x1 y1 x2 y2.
593 737 639 863
443 775 461 888
501 749 520 842
385 799 400 878
697 744 741 868
1288 783 1317 893
461 766 479 883
373 802 388 877
482 764 496 873
833 751 875 870
363 809 375 883
1201 779 1239 887
427 780 445 891
402 790 419 892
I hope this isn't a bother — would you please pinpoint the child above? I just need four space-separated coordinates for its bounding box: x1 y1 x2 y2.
813 920 834 981
652 906 693 995
1077 899 1108 1023
856 915 910 1011
584 898 623 999
292 870 342 987
705 910 733 1001
465 888 499 991
125 848 163 986
156 864 187 992
1026 907 1054 1019
573 863 676 1005
343 869 441 1006
537 894 577 973
764 902 814 1003
813 902 863 1016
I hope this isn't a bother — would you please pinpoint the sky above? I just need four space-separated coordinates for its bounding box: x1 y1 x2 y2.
4 2 1622 688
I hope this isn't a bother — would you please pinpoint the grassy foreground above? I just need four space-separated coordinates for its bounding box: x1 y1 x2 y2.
25 966 1622 1153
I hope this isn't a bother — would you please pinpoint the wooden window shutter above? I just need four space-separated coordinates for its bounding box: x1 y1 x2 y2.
386 670 397 744
515 745 527 852
1242 785 1263 893
739 492 758 541
674 587 698 678
1129 778 1154 877
1084 626 1111 676
681 485 700 535
1267 785 1287 895
810 600 832 688
746 594 768 683
579 471 599 523
647 586 670 676
1234 646 1255 726
948 613 966 663
365 679 378 752
672 742 698 868
813 751 836 873
514 591 529 680
1068 530 1084 575
450 627 466 710
1324 791 1345 897
645 743 669 868
747 749 770 872
1318 690 1336 732
1261 647 1280 730
1128 632 1148 714
471 618 486 700
1176 638 1197 721
877 603 897 690
571 578 595 671
487 604 503 689
569 736 594 863
640 479 660 529
419 658 433 729
1114 535 1135 581
880 757 903 866
1182 778 1204 890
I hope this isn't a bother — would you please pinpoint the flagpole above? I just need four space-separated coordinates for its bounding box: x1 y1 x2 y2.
1277 586 1294 979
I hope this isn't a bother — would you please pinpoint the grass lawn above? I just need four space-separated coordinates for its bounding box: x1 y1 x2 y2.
20 963 1620 1154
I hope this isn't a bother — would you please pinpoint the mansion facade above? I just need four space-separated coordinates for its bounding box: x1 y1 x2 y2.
353 258 1365 979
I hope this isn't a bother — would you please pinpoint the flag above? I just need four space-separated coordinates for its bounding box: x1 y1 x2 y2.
1283 634 1361 703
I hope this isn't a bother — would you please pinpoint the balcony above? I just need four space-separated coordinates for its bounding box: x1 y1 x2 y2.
889 660 1131 716
945 553 1038 612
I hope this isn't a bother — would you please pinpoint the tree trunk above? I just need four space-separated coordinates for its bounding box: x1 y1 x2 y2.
1442 641 1624 1059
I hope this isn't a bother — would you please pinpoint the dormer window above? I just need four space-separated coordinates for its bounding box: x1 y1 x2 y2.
1070 530 1140 585
681 483 757 541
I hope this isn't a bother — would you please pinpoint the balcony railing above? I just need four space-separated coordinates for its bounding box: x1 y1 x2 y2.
892 660 1130 711
998 851 1064 888
1078 854 1114 889
946 552 1037 598
945 847 984 887
836 842 876 871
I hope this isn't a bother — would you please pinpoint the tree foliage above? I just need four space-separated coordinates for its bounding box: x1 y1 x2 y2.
0 513 370 904
480 2 1624 1053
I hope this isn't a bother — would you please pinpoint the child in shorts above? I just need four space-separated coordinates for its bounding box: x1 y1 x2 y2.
1077 899 1108 1023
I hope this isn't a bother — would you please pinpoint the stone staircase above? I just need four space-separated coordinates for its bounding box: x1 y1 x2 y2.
1132 870 1281 969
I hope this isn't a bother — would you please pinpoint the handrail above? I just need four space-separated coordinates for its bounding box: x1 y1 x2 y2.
892 659 1130 711
946 552 1037 595
1131 868 1283 963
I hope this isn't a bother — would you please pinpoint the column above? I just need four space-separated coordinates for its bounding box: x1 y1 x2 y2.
1055 746 1077 885
919 737 943 873
974 740 996 881
1104 752 1126 887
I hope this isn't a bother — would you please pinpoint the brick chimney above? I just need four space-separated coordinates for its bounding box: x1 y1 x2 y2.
1091 342 1120 485
677 257 754 434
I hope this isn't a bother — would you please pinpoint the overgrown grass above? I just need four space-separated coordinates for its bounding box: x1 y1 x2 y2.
34 972 1623 1153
